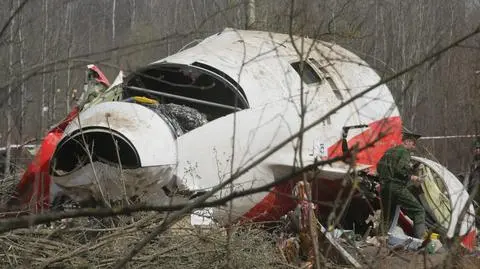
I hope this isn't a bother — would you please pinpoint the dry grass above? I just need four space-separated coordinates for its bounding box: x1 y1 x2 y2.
0 171 20 206
0 171 286 268
455 256 480 269
0 213 288 269
0 214 478 269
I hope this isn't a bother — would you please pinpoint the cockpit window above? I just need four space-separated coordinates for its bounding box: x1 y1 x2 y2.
290 61 322 85
308 58 344 101
124 63 249 125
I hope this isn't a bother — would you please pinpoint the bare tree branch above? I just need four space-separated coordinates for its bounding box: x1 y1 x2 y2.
0 0 29 44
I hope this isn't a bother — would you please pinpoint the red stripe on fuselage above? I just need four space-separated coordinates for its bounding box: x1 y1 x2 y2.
240 116 403 223
328 116 402 173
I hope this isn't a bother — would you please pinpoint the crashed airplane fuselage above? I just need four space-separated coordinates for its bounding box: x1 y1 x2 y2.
10 28 476 248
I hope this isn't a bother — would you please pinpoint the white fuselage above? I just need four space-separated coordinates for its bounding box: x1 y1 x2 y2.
153 29 401 223
51 29 402 225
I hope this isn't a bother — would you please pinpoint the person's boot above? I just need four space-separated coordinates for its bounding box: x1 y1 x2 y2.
413 223 426 239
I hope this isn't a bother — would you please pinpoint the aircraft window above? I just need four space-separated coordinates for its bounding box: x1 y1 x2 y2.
326 77 343 101
290 61 322 85
191 62 248 106
124 63 248 125
308 58 344 101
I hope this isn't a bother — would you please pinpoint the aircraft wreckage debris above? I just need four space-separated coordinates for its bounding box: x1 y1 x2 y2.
1 28 477 267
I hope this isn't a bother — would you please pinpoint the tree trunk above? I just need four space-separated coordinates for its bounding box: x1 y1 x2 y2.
246 0 255 29
4 0 15 178
17 0 26 141
130 0 136 30
52 64 57 124
190 0 198 29
112 0 117 63
65 1 72 113
41 0 48 136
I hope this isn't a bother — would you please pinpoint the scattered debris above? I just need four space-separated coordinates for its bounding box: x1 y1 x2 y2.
317 221 363 268
388 226 424 251
365 236 382 247
278 180 362 268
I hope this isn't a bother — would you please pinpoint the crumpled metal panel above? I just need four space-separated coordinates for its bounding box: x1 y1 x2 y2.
52 161 175 206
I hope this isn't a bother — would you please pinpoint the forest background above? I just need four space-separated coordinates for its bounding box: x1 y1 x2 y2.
1 0 479 174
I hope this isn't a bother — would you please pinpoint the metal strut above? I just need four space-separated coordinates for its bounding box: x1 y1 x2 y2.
125 86 243 111
342 124 369 156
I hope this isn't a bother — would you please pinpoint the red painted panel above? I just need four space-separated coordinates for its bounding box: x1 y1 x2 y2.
241 116 403 223
9 65 111 213
461 228 477 251
9 107 80 213
328 116 403 173
88 65 111 88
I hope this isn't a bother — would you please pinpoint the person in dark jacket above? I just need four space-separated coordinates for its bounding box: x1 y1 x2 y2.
377 130 426 239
